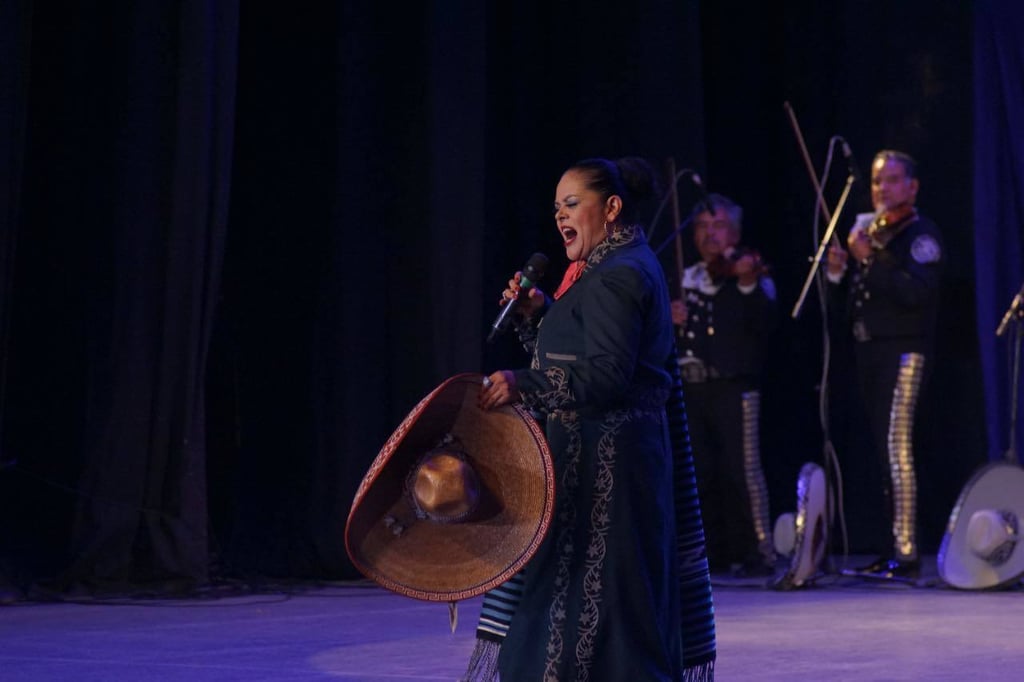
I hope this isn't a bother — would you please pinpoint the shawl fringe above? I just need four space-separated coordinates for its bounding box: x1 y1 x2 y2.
683 659 715 682
459 637 501 682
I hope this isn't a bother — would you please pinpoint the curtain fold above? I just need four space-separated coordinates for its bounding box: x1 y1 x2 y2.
2 0 997 591
0 1 31 468
8 0 239 589
974 0 1024 463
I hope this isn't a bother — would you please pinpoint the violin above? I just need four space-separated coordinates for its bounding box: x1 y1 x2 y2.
705 246 769 282
867 203 917 248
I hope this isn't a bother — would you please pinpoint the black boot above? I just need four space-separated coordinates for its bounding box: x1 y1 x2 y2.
847 556 919 580
874 558 920 579
853 556 891 574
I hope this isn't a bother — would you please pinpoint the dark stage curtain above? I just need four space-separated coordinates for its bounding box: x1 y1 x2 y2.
0 2 30 465
0 0 31 594
211 0 705 579
0 0 1009 592
974 1 1024 464
1 1 238 590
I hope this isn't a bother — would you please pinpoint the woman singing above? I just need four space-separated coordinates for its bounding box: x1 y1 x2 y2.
476 157 716 681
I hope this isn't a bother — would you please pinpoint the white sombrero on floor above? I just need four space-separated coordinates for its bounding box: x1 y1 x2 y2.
771 462 829 590
938 461 1024 590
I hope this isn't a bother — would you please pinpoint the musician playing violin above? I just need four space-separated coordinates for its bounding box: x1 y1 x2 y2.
826 150 943 581
671 193 778 577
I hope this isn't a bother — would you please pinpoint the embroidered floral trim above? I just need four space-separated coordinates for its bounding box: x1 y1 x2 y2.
543 410 582 680
542 408 658 680
522 365 574 413
582 224 641 271
574 409 627 680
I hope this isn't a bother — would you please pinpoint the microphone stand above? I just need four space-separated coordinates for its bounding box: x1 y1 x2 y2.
648 164 708 258
654 216 695 257
782 101 860 580
786 168 855 580
999 283 1024 464
1008 322 1022 463
646 167 695 244
790 173 855 320
995 282 1024 338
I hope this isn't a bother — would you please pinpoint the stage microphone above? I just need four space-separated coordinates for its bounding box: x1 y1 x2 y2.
840 139 862 183
996 281 1024 337
689 173 716 216
487 252 549 343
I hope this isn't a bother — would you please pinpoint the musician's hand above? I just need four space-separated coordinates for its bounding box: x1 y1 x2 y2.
670 299 688 327
847 228 873 263
478 371 519 410
500 272 546 319
827 243 848 276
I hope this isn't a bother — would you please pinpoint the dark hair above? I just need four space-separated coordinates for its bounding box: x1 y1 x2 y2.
874 149 918 179
568 156 661 225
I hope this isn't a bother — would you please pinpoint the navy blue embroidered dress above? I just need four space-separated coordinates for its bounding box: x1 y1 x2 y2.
498 226 688 681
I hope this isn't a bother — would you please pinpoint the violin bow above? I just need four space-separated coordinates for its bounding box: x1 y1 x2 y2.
783 101 841 247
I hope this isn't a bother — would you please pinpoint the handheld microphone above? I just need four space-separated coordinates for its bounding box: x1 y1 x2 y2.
840 139 862 183
690 173 716 216
487 252 549 343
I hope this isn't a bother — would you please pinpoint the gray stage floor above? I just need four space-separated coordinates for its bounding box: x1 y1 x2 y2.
2 558 1022 681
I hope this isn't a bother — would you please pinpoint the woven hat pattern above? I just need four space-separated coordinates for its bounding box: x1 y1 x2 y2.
345 374 554 602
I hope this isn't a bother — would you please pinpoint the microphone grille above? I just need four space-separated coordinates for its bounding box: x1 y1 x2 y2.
523 252 549 281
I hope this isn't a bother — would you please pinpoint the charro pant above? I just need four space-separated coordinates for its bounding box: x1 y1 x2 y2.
685 377 772 570
854 337 928 562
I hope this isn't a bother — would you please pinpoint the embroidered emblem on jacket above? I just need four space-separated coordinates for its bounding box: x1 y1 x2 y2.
910 234 941 264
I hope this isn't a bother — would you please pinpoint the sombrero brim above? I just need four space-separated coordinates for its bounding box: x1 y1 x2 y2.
777 462 828 588
938 461 1024 590
345 373 554 602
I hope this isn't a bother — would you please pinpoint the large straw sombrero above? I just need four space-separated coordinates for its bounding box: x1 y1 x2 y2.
345 373 555 602
938 461 1024 590
771 462 829 590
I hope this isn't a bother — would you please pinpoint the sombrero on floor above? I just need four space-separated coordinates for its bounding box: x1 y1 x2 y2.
771 462 829 590
345 373 555 602
938 461 1024 590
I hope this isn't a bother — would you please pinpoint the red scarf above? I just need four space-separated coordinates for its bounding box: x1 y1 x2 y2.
552 260 586 300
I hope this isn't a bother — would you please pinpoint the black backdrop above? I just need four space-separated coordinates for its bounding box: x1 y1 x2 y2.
1 1 1017 591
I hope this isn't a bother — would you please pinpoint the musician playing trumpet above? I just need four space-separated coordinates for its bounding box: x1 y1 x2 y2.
826 150 944 580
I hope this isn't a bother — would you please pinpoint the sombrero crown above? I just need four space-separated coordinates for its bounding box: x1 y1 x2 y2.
938 461 1024 590
345 373 554 602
